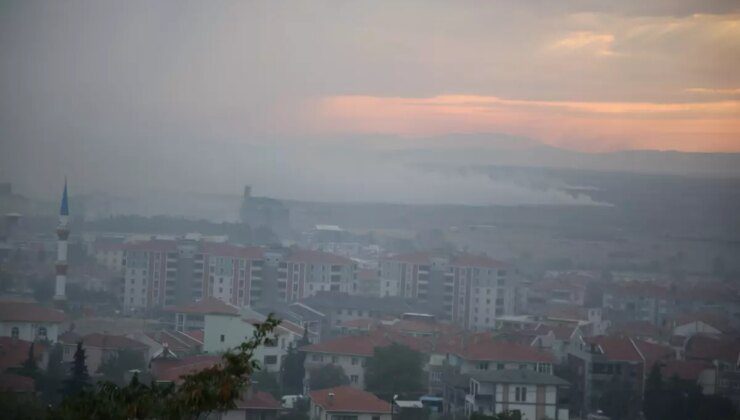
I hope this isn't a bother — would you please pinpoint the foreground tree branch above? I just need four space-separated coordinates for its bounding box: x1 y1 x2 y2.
53 315 280 420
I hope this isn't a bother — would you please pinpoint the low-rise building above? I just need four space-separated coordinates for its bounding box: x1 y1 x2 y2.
0 300 66 342
464 370 570 420
309 386 392 420
60 332 148 375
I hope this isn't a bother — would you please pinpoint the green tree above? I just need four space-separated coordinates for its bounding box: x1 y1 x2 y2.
97 349 146 386
643 363 665 420
252 370 281 399
51 316 280 419
365 343 424 399
0 391 48 420
278 397 310 420
62 342 91 398
18 342 39 378
281 326 310 395
308 364 349 391
38 342 65 405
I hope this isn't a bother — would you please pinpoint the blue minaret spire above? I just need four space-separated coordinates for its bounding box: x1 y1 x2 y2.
60 178 69 216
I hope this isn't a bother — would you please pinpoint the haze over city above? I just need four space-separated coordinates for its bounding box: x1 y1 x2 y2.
0 2 739 420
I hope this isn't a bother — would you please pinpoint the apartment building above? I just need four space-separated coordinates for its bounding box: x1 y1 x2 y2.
379 252 514 329
122 239 357 312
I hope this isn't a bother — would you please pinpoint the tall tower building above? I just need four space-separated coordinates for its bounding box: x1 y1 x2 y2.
54 180 69 301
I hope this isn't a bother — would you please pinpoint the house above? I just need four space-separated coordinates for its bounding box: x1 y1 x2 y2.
309 386 392 420
301 330 429 390
149 348 222 384
464 370 570 420
59 333 148 375
220 389 281 420
451 334 555 375
202 305 305 373
567 335 660 416
0 337 48 371
0 300 66 342
0 372 36 394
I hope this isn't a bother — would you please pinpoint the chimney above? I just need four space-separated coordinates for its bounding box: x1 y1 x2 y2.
327 392 335 406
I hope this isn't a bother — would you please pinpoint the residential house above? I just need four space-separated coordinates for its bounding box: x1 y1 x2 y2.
60 332 148 375
221 389 281 420
309 386 392 420
465 370 570 420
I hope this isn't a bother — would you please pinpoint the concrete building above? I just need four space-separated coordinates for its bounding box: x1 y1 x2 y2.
464 370 570 420
379 252 515 329
122 239 357 312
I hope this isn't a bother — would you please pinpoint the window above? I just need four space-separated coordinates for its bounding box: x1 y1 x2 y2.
372 416 380 420
351 357 359 366
515 386 527 402
350 374 359 384
220 334 225 342
331 356 339 363
11 327 19 339
312 354 323 362
331 416 358 420
37 326 47 339
477 362 489 370
264 355 278 365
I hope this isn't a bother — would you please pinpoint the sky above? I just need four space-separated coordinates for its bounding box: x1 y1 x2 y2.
1 1 739 205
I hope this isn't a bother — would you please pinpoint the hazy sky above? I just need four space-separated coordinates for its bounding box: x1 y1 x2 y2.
1 1 739 203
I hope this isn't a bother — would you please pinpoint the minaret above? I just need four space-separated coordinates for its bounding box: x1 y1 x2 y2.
54 180 69 301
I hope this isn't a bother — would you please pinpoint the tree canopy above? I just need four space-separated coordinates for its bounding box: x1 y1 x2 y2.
365 343 425 399
51 315 280 419
97 348 147 386
308 364 349 391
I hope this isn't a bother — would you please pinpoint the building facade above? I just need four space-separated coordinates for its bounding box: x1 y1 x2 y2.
379 252 514 329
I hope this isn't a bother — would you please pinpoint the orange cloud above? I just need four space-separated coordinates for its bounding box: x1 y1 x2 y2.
309 95 740 152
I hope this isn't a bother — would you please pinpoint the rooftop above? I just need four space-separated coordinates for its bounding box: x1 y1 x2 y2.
0 301 66 323
468 369 569 386
165 297 239 316
310 386 391 414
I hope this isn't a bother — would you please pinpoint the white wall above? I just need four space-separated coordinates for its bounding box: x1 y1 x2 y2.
204 314 298 372
0 321 60 342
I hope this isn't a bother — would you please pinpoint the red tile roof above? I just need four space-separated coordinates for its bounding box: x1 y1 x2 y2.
0 301 66 323
310 386 391 414
534 324 578 341
0 338 47 371
184 329 204 343
154 355 221 383
686 334 740 364
302 330 429 357
460 335 554 363
236 390 281 410
0 372 35 393
584 336 643 362
81 333 148 350
633 339 674 370
660 360 713 382
165 297 239 316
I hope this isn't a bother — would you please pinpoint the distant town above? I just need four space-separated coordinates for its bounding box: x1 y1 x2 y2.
0 180 738 420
